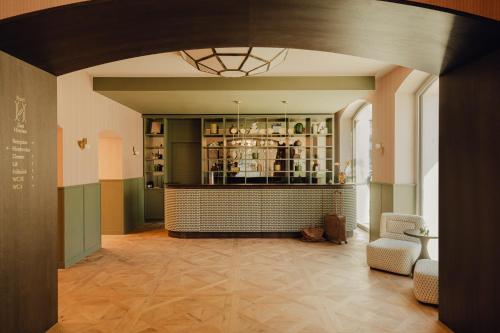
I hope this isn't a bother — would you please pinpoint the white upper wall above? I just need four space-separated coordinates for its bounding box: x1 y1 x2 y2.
98 136 123 180
57 70 143 186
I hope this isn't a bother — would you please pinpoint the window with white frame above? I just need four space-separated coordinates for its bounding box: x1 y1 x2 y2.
419 78 439 259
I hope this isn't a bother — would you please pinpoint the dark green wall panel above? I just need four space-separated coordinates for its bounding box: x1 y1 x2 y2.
0 51 57 333
62 183 101 267
137 178 145 225
124 177 145 232
84 183 101 252
167 119 201 185
124 179 134 233
168 118 201 142
63 186 85 264
145 189 164 220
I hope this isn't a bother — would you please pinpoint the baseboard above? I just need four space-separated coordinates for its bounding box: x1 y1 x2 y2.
168 231 302 239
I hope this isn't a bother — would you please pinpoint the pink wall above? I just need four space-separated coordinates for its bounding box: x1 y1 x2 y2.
57 126 63 187
372 67 412 184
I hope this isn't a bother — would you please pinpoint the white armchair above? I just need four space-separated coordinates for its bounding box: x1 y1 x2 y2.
366 213 424 275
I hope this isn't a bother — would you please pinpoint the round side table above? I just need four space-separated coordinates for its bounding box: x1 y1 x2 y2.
403 229 438 260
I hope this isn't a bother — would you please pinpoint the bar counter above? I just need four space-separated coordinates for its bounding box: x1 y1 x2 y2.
165 184 356 238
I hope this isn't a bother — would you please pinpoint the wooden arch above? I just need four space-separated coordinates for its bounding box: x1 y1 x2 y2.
0 0 498 75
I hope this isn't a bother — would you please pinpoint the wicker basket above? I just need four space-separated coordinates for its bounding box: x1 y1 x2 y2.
300 227 325 242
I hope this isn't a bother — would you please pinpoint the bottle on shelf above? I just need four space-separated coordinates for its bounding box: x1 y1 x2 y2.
208 163 218 185
313 154 319 172
312 159 319 179
257 161 263 174
344 160 352 183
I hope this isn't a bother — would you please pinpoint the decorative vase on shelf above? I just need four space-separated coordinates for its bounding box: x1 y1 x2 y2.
210 123 218 134
229 124 238 135
344 161 352 183
312 123 319 134
339 172 346 184
272 123 281 134
294 122 304 134
257 162 263 173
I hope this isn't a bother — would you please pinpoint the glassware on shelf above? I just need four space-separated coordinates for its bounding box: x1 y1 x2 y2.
229 124 238 135
209 123 218 134
201 115 334 185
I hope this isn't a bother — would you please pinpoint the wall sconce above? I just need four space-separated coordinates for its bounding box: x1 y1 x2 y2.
132 146 139 156
374 143 384 154
77 138 88 150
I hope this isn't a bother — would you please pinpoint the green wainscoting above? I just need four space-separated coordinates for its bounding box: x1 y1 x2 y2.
84 184 101 253
62 186 84 267
393 184 416 215
369 182 416 241
60 183 101 268
59 178 144 267
124 177 145 232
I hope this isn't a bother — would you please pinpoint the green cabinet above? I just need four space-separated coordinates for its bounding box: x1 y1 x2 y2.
144 188 164 221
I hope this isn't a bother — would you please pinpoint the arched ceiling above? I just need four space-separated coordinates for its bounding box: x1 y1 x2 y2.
2 0 499 21
87 49 396 78
0 0 498 76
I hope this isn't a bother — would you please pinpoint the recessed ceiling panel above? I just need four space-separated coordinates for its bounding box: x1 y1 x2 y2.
96 90 370 115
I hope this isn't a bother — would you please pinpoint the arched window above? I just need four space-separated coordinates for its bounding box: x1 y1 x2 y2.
353 103 372 231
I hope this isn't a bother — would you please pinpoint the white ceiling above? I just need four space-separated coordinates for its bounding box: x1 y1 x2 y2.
89 48 393 114
87 49 395 78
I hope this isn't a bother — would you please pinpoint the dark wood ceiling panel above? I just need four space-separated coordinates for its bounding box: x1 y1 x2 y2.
0 0 498 75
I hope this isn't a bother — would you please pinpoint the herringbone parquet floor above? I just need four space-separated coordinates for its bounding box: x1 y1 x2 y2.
52 226 451 333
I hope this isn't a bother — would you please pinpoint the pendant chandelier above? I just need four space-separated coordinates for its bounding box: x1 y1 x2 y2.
180 47 288 77
231 100 242 146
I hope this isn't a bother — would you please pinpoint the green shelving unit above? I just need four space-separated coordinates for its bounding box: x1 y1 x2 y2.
201 115 334 185
143 117 167 220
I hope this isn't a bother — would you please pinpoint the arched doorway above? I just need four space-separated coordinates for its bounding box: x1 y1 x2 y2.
1 2 499 333
1 1 497 76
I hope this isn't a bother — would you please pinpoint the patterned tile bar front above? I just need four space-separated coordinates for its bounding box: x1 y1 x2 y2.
165 186 356 234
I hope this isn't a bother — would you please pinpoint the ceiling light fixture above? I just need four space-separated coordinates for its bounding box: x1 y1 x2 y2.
180 47 288 77
231 100 242 146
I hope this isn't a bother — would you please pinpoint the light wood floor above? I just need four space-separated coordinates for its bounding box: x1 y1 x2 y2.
53 226 451 333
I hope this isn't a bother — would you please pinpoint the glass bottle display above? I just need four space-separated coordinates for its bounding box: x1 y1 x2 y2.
201 115 335 185
144 118 166 189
